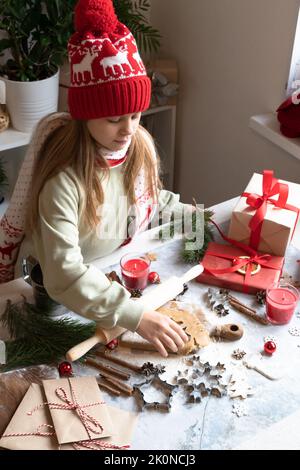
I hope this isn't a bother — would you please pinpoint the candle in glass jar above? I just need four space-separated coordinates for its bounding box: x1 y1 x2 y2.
120 254 150 291
266 283 299 325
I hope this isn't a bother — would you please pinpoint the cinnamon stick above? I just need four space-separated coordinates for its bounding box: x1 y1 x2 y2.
118 340 176 354
95 350 142 374
228 294 257 314
99 372 134 396
85 358 131 380
118 340 160 352
97 380 121 397
228 296 269 325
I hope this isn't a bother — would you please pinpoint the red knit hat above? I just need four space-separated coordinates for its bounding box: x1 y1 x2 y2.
68 0 151 120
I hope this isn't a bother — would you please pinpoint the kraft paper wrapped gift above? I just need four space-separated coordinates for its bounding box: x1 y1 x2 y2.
196 241 284 294
42 376 113 444
62 406 138 450
228 172 300 256
0 383 137 450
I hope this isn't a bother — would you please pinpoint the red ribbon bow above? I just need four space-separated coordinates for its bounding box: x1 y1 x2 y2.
242 170 298 249
204 220 280 293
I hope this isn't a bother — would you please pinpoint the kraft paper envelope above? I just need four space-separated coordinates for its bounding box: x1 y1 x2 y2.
228 173 300 256
42 376 113 444
61 406 138 450
0 383 58 450
0 383 138 450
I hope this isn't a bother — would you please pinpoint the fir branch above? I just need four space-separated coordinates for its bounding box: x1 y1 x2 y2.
0 298 96 371
1 299 25 339
158 205 214 264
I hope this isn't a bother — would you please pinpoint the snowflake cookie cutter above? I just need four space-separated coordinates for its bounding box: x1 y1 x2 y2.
174 357 227 403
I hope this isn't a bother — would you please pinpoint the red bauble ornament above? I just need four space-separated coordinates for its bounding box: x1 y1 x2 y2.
58 361 73 377
264 340 277 355
148 271 161 284
106 338 119 350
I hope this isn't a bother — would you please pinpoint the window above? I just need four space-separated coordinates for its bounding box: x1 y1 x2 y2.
287 7 300 97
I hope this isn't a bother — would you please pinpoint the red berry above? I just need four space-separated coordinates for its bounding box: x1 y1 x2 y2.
106 338 119 350
264 340 276 355
148 272 160 284
58 361 73 377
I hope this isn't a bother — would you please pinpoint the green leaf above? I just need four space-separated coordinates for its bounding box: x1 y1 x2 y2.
0 0 160 80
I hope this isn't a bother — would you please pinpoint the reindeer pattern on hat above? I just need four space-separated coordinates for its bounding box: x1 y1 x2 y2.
69 30 146 87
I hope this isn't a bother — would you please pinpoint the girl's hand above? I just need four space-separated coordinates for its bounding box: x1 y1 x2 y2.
136 310 189 357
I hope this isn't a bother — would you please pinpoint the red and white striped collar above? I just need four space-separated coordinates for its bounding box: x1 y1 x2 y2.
96 139 131 168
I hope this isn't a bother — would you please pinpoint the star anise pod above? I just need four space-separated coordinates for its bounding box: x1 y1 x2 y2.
214 303 229 316
256 290 266 305
141 362 156 376
130 289 143 298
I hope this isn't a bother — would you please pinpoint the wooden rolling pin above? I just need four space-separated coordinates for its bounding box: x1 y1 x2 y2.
65 264 204 362
119 323 244 352
65 325 125 363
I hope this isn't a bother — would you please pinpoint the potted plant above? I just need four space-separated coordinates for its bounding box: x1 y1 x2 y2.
0 0 76 132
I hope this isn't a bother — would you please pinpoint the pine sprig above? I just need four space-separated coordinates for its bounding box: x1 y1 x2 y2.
158 206 214 264
182 218 214 263
1 298 96 371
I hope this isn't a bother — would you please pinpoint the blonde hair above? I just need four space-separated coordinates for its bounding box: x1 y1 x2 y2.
26 115 161 231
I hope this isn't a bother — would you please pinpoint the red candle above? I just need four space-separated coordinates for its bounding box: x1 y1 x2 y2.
120 254 150 291
266 283 299 325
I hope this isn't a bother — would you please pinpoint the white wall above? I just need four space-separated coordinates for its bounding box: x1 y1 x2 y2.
150 0 300 206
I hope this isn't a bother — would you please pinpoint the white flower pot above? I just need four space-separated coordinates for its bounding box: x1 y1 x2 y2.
0 70 60 133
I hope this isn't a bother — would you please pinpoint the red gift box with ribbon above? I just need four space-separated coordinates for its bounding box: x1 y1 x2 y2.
228 170 300 256
196 241 284 294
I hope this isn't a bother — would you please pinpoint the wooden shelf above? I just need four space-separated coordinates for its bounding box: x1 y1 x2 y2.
0 106 174 152
142 104 175 116
0 127 31 152
141 105 176 191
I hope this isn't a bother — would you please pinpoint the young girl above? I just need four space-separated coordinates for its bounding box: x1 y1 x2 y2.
10 0 190 357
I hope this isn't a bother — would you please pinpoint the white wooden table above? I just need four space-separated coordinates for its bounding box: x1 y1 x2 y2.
1 197 300 450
